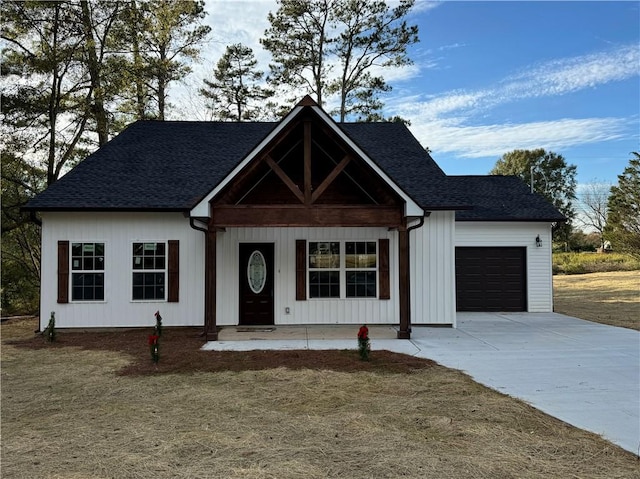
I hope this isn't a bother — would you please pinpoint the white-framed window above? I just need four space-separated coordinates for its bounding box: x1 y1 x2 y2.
308 241 377 299
309 241 341 298
132 242 166 301
71 242 105 301
345 241 377 298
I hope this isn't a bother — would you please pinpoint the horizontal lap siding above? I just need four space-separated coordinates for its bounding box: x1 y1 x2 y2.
411 211 456 326
216 227 399 326
455 222 553 312
40 212 205 330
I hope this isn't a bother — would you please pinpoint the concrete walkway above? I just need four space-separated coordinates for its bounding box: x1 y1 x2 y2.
202 312 640 455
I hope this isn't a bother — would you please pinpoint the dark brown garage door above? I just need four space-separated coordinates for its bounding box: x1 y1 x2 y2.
455 247 527 312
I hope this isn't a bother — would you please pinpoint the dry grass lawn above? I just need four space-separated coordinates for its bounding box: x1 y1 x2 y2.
554 270 640 331
2 318 638 479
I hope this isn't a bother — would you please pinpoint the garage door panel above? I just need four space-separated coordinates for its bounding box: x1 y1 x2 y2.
456 247 526 312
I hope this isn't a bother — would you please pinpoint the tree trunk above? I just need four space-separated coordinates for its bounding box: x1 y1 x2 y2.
129 0 147 119
80 0 109 145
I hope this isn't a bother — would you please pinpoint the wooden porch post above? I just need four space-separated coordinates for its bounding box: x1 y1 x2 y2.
204 228 218 340
398 224 411 339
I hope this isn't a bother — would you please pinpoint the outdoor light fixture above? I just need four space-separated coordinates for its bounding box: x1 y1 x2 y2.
535 235 542 248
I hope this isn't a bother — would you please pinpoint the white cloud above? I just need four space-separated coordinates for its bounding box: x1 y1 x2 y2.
499 44 639 100
411 117 631 159
394 43 640 122
392 43 639 158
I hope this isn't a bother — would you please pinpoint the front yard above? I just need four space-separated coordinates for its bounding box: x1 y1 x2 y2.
1 317 637 479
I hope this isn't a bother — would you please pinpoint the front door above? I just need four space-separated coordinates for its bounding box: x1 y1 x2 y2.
239 243 275 325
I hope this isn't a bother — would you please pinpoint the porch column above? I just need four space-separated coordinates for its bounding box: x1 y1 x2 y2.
398 224 411 339
204 228 218 340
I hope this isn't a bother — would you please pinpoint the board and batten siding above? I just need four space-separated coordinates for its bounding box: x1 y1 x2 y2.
216 227 400 326
40 212 205 330
411 211 457 326
455 222 554 312
40 214 459 329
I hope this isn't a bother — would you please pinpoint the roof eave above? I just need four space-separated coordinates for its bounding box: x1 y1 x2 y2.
23 206 190 214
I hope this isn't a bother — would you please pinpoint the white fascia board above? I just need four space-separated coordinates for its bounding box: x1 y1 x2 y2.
310 106 423 217
190 106 304 218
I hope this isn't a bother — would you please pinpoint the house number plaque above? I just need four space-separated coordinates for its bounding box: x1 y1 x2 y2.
247 250 267 294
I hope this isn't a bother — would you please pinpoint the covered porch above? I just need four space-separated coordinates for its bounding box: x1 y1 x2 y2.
190 97 424 341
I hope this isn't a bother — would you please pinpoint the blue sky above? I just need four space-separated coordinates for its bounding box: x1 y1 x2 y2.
183 1 639 189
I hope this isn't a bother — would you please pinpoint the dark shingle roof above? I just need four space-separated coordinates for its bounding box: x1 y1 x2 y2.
340 123 469 210
25 121 277 211
451 176 566 222
24 119 564 222
24 120 470 212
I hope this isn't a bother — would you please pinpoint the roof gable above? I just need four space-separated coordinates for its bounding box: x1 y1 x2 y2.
191 97 425 218
23 97 564 223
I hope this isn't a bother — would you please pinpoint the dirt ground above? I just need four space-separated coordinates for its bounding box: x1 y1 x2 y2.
5 318 433 377
2 317 639 479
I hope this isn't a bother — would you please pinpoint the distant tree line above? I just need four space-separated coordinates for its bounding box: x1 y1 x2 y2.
490 149 640 257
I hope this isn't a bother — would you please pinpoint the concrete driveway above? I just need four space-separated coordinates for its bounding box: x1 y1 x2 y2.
203 312 640 454
411 313 639 455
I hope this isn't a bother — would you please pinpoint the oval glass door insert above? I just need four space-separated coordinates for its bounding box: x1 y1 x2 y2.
247 250 267 294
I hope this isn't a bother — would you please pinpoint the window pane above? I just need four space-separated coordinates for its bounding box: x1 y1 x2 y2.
345 241 376 268
346 271 377 298
133 286 143 300
72 273 104 301
309 270 340 298
94 285 104 301
132 272 165 300
309 242 340 269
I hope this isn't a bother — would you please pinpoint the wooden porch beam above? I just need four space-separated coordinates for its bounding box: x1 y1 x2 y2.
304 121 312 205
265 155 305 203
204 228 218 340
311 155 351 204
398 223 411 339
212 205 403 228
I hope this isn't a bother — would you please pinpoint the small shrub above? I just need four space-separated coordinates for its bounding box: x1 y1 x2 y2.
357 325 370 361
43 312 56 342
148 334 159 364
154 310 163 337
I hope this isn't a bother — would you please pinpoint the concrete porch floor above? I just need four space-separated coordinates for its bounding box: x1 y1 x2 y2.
217 324 399 341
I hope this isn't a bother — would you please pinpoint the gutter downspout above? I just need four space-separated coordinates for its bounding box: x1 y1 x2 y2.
189 217 208 234
189 217 209 337
399 214 427 339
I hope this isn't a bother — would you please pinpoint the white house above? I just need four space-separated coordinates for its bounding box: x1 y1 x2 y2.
25 97 564 339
